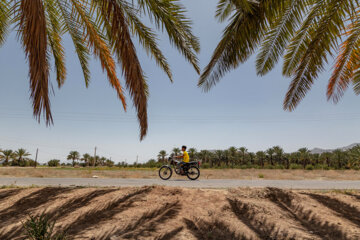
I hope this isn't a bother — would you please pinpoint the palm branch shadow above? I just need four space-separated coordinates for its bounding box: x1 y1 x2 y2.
0 222 23 239
154 226 184 240
46 188 118 221
105 201 182 239
64 186 153 237
0 187 74 228
304 193 360 227
227 198 296 240
184 218 250 240
345 192 360 201
266 188 349 240
0 188 23 202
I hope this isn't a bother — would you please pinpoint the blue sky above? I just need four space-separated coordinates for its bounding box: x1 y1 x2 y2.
0 0 360 164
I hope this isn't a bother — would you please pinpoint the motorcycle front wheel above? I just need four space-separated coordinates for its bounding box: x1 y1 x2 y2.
186 166 200 180
159 166 172 180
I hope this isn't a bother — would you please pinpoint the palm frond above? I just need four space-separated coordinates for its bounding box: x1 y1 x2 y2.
282 0 324 77
69 0 127 109
216 0 235 22
328 18 360 103
120 1 173 82
97 0 148 140
353 68 360 94
256 0 310 76
283 0 350 111
18 0 52 124
0 0 10 46
137 0 200 74
216 0 256 22
44 0 66 87
56 0 90 87
199 0 266 90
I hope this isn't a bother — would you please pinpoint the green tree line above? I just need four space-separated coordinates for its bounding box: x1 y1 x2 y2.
0 148 36 167
0 149 115 168
156 145 360 170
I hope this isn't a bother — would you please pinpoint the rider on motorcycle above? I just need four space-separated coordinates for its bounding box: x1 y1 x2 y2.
175 145 189 174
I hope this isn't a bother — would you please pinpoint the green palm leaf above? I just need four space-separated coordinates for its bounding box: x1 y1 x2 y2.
199 0 267 90
120 1 173 82
205 0 360 110
95 0 148 139
328 18 360 103
0 0 9 46
282 0 325 77
18 0 53 125
1 0 200 140
44 0 66 87
138 0 200 74
283 0 350 111
69 0 127 109
56 0 90 87
256 0 310 76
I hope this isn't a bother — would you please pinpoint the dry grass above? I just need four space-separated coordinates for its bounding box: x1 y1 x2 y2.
0 186 359 239
0 167 360 180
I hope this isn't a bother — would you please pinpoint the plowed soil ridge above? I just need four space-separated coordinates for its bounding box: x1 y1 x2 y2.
0 186 359 240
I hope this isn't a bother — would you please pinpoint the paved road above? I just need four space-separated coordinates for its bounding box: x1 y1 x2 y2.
1 177 360 189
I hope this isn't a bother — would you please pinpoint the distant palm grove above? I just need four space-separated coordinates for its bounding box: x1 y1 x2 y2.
0 149 115 168
1 145 360 170
157 145 360 170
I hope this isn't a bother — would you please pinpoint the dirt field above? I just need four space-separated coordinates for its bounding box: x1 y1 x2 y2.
0 186 359 239
1 167 360 180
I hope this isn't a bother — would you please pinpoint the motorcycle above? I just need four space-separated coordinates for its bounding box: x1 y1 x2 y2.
158 156 200 180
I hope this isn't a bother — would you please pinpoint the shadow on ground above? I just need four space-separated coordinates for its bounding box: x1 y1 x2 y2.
304 192 360 227
266 188 350 240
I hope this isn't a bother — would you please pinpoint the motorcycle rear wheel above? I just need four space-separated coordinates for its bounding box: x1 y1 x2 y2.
186 166 200 180
159 166 172 180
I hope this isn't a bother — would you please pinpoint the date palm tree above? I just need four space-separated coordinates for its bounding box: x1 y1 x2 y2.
14 148 31 166
256 151 266 167
266 148 275 166
172 148 181 156
158 150 167 163
200 0 360 111
238 147 247 165
99 157 107 166
0 149 14 166
188 148 197 160
321 152 332 167
67 151 80 167
248 152 255 165
198 150 212 166
1 0 199 140
298 148 310 169
228 146 237 167
273 146 284 165
81 153 91 167
333 149 347 169
214 150 223 167
349 145 360 168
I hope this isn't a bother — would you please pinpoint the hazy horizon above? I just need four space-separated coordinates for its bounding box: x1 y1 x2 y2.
1 0 360 164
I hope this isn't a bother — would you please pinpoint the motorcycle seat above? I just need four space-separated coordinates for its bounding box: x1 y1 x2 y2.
186 161 198 165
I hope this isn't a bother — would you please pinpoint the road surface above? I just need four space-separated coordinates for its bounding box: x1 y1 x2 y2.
1 177 360 189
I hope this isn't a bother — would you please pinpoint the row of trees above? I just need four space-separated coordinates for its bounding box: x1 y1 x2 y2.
64 151 114 167
0 148 35 167
0 149 115 167
2 145 360 170
157 145 360 170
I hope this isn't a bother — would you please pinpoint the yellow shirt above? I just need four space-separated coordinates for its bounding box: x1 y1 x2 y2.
183 151 189 163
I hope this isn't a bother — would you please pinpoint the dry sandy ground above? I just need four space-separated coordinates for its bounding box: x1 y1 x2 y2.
0 186 360 239
1 167 360 180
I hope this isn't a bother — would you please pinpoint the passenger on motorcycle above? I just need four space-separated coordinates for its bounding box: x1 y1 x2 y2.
175 145 189 174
